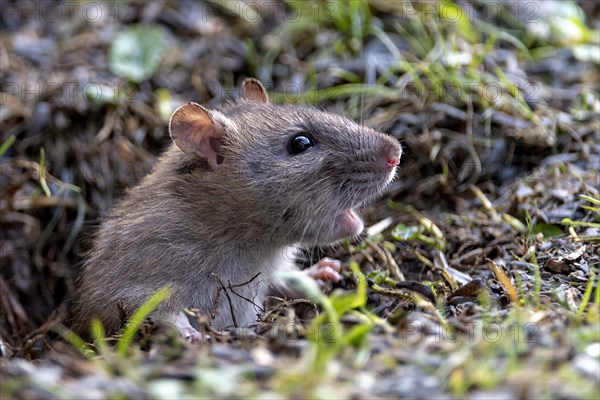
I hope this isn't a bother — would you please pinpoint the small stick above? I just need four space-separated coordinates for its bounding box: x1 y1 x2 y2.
213 274 238 328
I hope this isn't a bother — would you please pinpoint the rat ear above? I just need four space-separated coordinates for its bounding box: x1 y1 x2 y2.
241 78 269 104
169 102 225 169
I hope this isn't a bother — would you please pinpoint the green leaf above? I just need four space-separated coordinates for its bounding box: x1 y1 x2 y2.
529 223 564 239
109 25 166 83
276 270 324 303
85 84 122 105
351 262 367 299
329 262 368 313
391 224 421 241
342 322 372 347
155 88 173 122
367 269 390 285
329 291 365 316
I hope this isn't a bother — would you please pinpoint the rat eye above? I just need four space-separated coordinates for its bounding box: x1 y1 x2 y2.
288 135 315 155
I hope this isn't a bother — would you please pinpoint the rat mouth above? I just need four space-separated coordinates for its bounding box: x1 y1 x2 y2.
334 208 364 239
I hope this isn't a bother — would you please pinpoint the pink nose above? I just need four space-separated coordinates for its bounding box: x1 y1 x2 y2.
386 156 400 168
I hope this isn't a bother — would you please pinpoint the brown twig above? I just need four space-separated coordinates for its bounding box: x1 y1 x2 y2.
212 274 238 328
210 272 263 328
260 298 315 322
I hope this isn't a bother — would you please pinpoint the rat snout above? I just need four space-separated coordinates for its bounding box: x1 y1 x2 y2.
381 137 402 171
386 152 401 168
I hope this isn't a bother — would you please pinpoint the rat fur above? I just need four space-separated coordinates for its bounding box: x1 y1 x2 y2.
72 79 402 339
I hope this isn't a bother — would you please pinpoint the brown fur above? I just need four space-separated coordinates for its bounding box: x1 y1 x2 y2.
72 79 402 336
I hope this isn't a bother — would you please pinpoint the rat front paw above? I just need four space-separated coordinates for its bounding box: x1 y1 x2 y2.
179 326 203 342
304 257 342 283
168 311 203 342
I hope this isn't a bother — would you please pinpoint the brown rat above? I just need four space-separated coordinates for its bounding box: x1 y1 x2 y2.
73 78 402 340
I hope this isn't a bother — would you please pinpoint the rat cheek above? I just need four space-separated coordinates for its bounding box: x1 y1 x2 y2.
385 165 398 185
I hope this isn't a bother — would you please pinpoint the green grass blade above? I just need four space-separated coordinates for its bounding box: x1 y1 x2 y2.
577 269 597 318
0 135 16 157
90 318 110 355
581 195 600 206
116 287 171 355
38 148 51 197
532 252 541 308
52 324 95 359
562 218 600 229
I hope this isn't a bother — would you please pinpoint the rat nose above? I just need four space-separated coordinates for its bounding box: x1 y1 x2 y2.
386 154 400 168
383 145 402 169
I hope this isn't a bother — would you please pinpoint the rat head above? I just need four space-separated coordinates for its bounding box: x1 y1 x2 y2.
169 79 402 246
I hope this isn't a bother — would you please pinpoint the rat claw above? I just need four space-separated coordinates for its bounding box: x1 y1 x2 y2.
320 257 342 271
305 258 342 282
182 327 203 342
170 311 203 342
